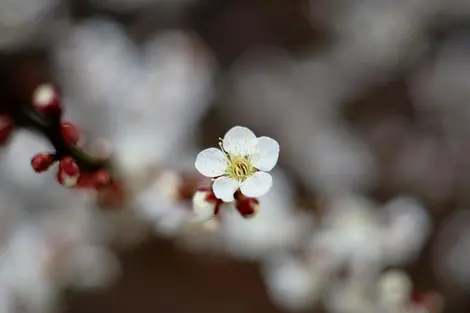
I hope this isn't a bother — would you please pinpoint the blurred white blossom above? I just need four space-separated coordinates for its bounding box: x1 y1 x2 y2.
55 20 216 187
0 0 62 49
377 269 413 310
220 170 313 260
381 197 431 266
136 170 192 237
262 194 430 312
263 255 323 312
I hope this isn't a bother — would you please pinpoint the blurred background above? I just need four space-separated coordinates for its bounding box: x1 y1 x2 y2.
2 0 470 313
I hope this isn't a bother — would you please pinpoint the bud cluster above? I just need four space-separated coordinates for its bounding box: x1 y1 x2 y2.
26 84 123 207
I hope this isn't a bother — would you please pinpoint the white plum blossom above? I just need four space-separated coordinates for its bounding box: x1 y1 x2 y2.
195 126 280 202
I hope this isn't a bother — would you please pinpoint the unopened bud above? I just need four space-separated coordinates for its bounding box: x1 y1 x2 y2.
236 197 260 218
32 84 62 117
60 122 80 146
0 115 14 145
57 157 80 188
192 189 219 222
31 153 55 173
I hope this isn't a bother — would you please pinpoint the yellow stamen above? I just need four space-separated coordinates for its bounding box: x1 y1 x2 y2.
225 155 256 182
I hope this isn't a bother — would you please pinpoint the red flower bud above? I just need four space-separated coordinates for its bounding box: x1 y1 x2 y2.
32 84 62 117
60 122 80 146
57 157 80 188
0 115 14 145
31 153 55 173
236 197 260 218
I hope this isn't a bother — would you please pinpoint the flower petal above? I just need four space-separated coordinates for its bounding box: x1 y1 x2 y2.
212 177 240 202
240 171 273 198
195 148 228 177
223 126 257 156
250 137 280 172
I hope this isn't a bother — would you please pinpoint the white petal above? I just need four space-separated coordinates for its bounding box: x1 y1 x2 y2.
195 148 228 177
240 171 273 198
212 177 240 202
251 137 280 171
223 126 257 156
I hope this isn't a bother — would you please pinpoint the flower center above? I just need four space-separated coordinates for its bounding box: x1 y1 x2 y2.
226 155 256 182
